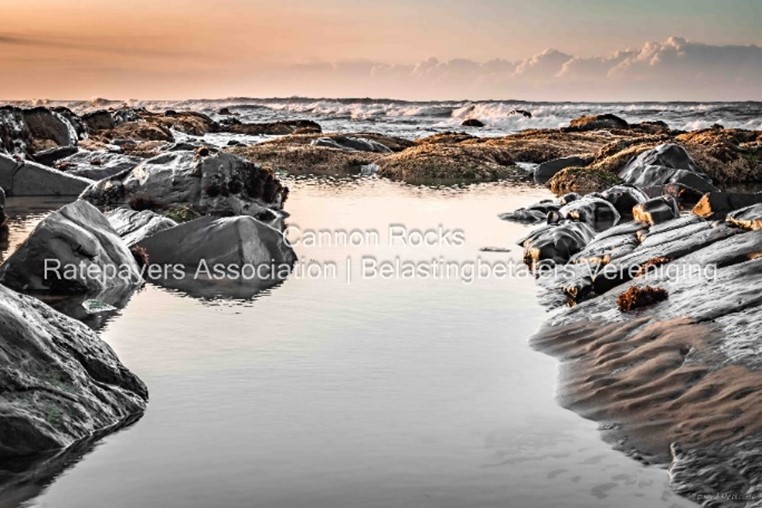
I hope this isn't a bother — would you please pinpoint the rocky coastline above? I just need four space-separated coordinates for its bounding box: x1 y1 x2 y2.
1 104 761 506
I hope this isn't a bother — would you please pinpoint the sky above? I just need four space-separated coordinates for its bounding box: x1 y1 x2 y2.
1 0 761 101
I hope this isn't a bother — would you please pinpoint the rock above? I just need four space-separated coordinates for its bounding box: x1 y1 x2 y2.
726 204 762 230
633 196 679 225
21 107 78 149
106 207 178 247
81 110 116 131
80 151 288 219
512 109 533 118
600 184 649 218
0 200 142 296
377 143 522 182
137 215 296 297
54 151 143 181
141 110 216 136
220 119 321 136
641 183 705 207
520 221 597 267
461 119 485 127
0 153 91 196
51 107 87 140
33 146 78 167
103 121 174 143
619 143 719 192
558 196 621 232
534 155 591 184
0 282 147 458
692 192 762 220
548 167 623 194
566 114 629 132
0 185 6 240
218 107 235 116
311 136 393 153
499 199 561 223
1 106 77 157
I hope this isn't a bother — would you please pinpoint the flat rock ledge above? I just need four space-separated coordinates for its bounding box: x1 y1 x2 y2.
0 283 148 458
527 214 762 506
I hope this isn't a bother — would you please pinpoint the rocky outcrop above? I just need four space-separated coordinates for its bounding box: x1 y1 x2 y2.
0 200 142 295
548 167 623 194
80 150 288 220
219 119 321 136
534 155 591 184
54 151 143 181
33 146 79 167
376 143 523 182
0 282 147 458
692 192 762 220
618 144 719 193
106 207 178 247
0 153 91 197
632 196 679 225
141 110 216 136
566 114 629 131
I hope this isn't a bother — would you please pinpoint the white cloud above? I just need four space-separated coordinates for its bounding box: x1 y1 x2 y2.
279 37 762 100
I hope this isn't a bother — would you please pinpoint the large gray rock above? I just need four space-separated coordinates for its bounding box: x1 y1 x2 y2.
558 196 621 232
0 200 142 295
311 136 392 153
534 156 589 184
619 144 719 193
1 106 78 158
56 151 143 181
633 196 679 225
0 153 91 197
520 221 597 267
22 108 78 148
600 184 649 218
137 215 296 297
0 283 147 458
106 207 177 247
80 151 288 219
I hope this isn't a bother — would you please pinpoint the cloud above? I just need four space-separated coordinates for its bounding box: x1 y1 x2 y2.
276 37 762 100
0 32 193 58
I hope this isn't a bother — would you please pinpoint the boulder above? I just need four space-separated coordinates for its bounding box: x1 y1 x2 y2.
633 196 680 225
461 119 485 127
137 215 296 296
0 282 147 458
219 119 321 136
81 110 116 131
0 200 142 295
692 192 762 220
534 155 591 185
80 151 288 219
33 146 79 167
520 221 597 267
0 153 91 197
55 151 143 180
311 136 393 153
619 144 719 192
641 183 705 207
600 184 649 218
141 110 216 136
558 196 621 232
106 207 177 247
104 121 174 142
566 114 629 132
548 167 623 194
22 108 78 148
726 204 762 231
499 199 560 223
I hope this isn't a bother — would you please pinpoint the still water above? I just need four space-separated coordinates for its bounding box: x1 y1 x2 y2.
3 178 694 508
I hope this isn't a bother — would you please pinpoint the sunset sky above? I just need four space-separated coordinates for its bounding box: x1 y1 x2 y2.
1 0 761 100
